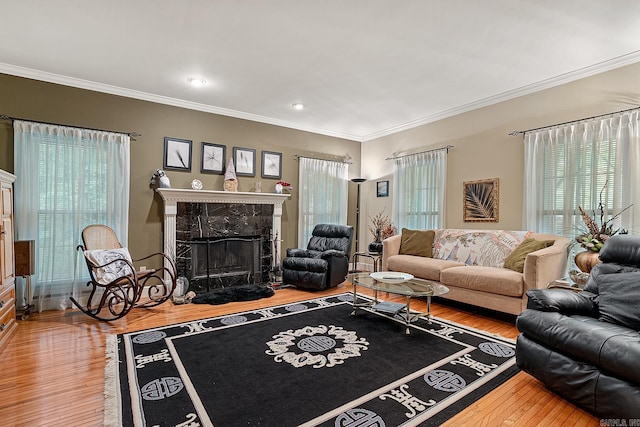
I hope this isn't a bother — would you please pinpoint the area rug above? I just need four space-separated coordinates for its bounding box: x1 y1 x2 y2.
104 293 518 426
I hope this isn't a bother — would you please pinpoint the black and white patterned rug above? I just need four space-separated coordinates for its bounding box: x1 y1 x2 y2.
104 293 517 426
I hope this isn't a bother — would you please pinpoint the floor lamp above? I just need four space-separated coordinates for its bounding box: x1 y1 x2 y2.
351 178 366 254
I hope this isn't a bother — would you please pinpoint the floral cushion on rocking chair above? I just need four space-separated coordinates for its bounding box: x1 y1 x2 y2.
84 248 135 285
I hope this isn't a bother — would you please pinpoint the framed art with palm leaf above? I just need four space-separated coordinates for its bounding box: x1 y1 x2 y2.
463 178 499 222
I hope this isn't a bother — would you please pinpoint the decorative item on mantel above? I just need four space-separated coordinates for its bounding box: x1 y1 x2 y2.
149 169 171 189
191 179 203 190
574 183 632 272
224 158 238 192
275 180 292 194
367 208 397 254
251 181 262 193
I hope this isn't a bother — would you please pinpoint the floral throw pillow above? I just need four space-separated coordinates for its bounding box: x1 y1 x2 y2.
432 229 532 268
84 248 134 285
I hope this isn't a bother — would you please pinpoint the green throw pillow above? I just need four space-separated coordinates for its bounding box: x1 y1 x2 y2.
399 228 435 258
503 238 555 273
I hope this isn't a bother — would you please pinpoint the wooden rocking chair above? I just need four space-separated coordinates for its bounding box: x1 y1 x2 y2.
70 225 177 321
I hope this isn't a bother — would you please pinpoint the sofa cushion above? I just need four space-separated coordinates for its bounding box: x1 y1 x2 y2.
399 228 434 257
386 255 463 281
432 229 532 267
440 266 524 297
503 238 555 273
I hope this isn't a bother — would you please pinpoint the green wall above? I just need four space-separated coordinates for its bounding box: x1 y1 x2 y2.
0 73 362 259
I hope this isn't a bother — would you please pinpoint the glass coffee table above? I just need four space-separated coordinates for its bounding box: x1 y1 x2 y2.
350 272 449 334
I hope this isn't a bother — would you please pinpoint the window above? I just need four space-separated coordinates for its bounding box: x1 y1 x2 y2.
523 112 639 254
392 148 448 230
297 157 348 247
13 120 130 311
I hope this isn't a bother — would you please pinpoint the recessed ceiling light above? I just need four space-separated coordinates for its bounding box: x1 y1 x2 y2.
292 103 305 110
187 77 207 87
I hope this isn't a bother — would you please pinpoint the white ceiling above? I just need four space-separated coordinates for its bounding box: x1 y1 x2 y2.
1 1 640 142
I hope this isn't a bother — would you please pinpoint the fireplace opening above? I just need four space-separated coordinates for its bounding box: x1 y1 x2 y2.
189 236 262 292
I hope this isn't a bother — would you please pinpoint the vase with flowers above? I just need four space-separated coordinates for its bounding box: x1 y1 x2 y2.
275 180 292 194
367 209 397 254
574 183 632 272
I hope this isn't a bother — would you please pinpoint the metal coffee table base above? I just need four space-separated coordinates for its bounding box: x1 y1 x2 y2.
351 288 434 334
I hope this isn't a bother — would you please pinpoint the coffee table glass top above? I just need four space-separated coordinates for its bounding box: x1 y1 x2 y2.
351 273 449 297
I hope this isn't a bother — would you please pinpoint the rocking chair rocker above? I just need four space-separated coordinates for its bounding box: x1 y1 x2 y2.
70 225 177 321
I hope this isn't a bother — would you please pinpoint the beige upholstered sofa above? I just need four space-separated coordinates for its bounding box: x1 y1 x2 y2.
382 229 570 315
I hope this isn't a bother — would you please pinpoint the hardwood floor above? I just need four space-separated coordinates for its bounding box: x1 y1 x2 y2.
0 283 599 426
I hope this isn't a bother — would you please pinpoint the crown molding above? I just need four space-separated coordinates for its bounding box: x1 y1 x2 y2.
0 63 362 142
361 50 640 142
3 51 640 144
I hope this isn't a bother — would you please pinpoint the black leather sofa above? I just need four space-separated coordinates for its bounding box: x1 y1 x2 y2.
282 224 353 291
516 234 640 418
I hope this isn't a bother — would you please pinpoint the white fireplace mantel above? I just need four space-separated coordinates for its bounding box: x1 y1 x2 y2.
156 188 290 268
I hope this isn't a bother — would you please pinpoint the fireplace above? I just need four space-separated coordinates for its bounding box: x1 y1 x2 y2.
188 236 262 292
156 188 289 293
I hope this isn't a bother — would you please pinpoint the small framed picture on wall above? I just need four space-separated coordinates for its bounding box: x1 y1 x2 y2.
233 147 256 177
163 137 192 171
201 142 225 174
377 180 389 197
261 151 282 179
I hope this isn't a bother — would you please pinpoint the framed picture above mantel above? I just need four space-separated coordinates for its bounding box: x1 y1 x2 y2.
233 147 256 177
163 137 192 172
463 178 499 222
201 142 225 174
261 151 282 179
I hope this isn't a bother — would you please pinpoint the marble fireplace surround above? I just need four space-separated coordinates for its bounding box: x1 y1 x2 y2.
156 188 290 289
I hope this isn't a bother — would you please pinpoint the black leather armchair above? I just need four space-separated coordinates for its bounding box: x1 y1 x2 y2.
282 224 354 290
516 234 640 418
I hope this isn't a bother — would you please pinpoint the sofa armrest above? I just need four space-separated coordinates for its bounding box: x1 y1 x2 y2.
382 234 402 270
522 237 570 291
526 288 597 315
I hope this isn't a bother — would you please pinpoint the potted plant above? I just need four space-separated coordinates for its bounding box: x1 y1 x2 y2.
574 183 632 272
367 209 397 254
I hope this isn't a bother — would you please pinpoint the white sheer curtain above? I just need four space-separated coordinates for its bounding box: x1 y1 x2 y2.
392 148 448 230
297 157 349 247
13 120 130 312
523 110 640 247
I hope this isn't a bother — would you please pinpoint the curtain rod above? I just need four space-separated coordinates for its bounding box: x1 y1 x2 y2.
293 154 353 164
508 106 640 136
0 114 142 138
385 144 453 160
